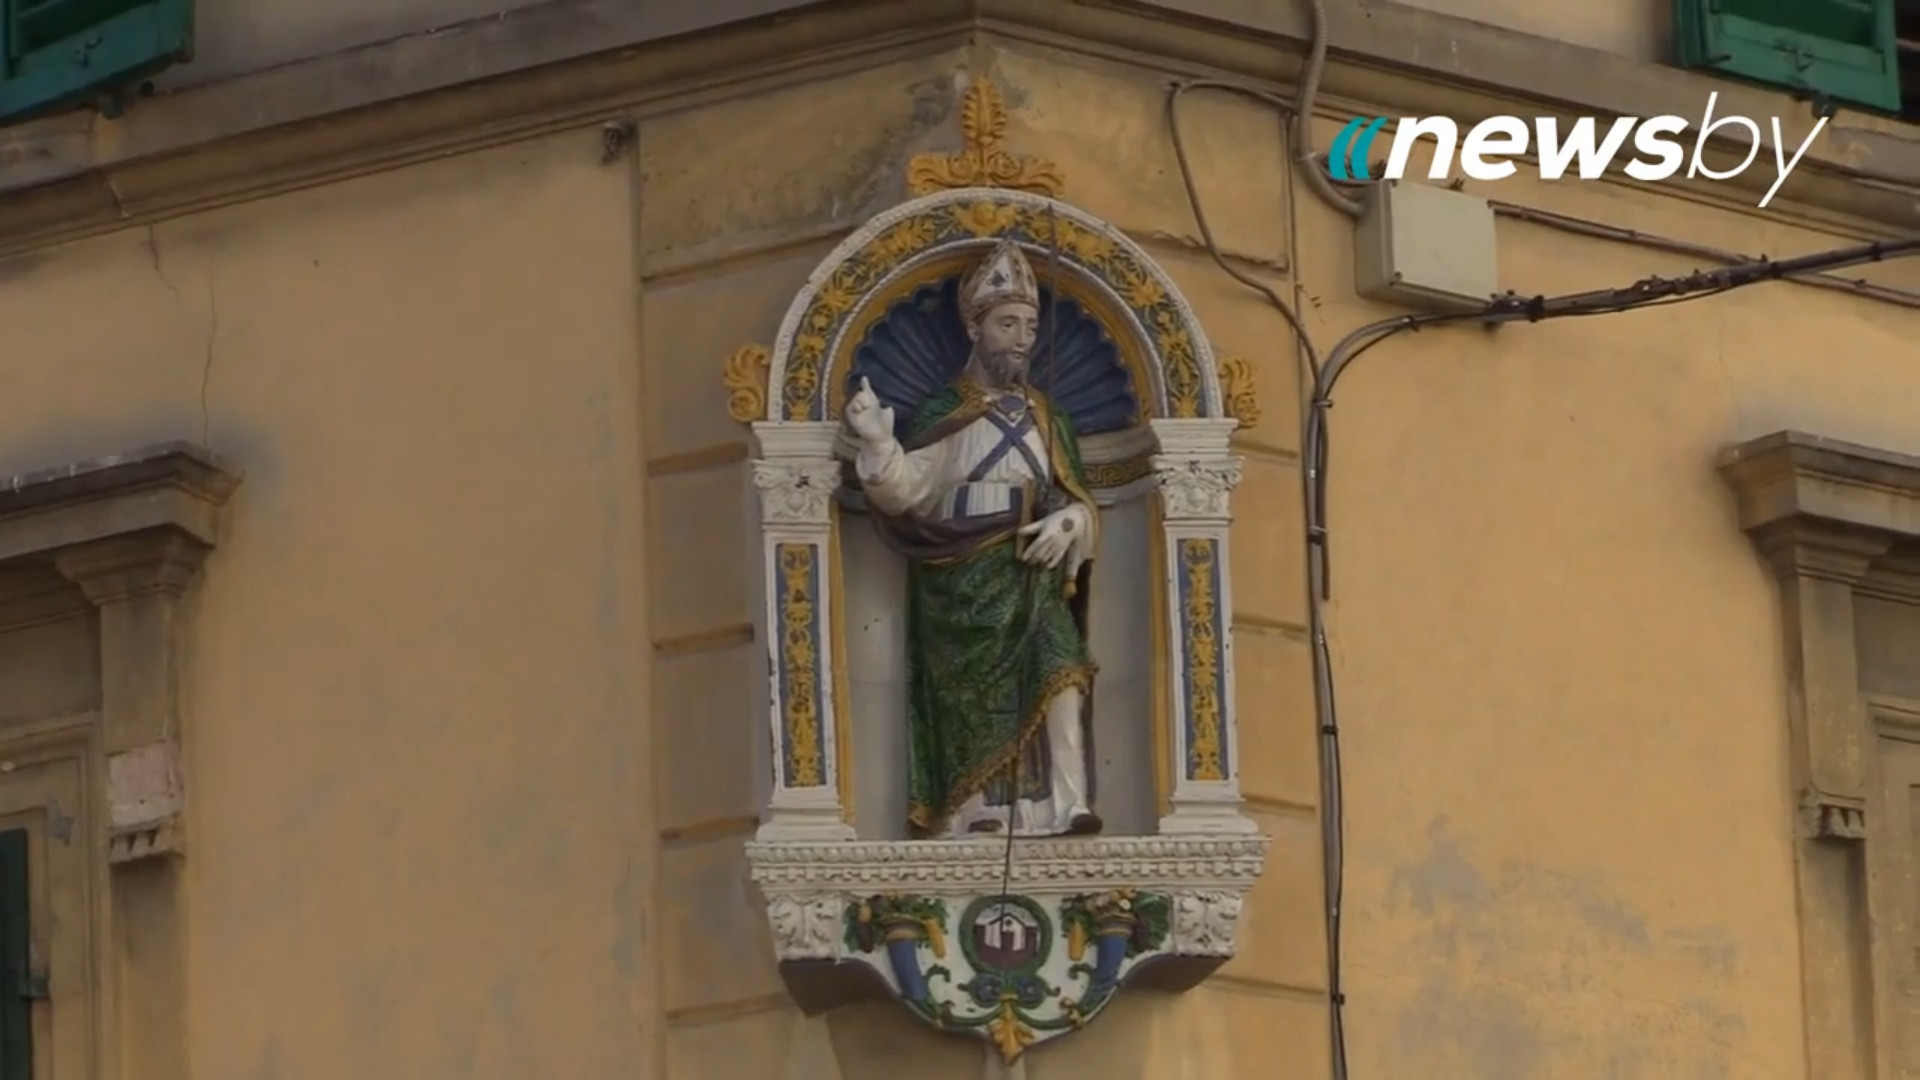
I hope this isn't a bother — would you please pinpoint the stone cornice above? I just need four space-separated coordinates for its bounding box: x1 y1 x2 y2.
1719 431 1920 543
0 0 1917 257
0 0 969 258
0 442 242 565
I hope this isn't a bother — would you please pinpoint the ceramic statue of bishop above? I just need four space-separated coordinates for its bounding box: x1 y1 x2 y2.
843 239 1103 839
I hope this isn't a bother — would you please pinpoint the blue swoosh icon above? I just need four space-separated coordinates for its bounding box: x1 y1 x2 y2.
1329 117 1387 180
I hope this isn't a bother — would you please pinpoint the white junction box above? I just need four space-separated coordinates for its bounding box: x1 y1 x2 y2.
1352 180 1499 313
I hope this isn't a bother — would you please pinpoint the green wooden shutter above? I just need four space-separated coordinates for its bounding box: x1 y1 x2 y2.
0 0 192 124
0 830 29 1080
1675 0 1900 111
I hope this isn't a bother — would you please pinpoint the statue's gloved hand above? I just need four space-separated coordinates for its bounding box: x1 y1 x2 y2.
844 376 895 447
1018 509 1080 569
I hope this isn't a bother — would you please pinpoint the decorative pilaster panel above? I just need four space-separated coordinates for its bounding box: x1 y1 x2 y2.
752 421 854 841
1749 521 1886 841
1720 434 1917 843
1719 430 1920 1080
0 442 240 1080
54 531 214 862
1150 418 1253 834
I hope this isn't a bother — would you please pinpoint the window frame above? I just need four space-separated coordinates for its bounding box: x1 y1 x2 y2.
0 828 27 1080
1674 0 1903 113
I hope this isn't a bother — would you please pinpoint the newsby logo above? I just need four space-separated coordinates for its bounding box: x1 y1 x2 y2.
1326 93 1828 209
1327 117 1389 181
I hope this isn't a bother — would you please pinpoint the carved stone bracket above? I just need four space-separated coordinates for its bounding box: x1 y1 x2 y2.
1803 787 1868 842
746 834 1268 1063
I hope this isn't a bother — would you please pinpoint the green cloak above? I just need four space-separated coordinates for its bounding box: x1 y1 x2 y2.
867 379 1099 837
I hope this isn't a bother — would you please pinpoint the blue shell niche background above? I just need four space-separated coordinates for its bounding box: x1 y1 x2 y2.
844 276 1139 441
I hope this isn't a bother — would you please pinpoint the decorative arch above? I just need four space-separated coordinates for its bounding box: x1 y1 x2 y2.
740 184 1256 845
764 186 1226 426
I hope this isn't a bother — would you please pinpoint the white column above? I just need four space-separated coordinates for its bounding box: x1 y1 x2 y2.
1150 418 1257 835
752 421 856 842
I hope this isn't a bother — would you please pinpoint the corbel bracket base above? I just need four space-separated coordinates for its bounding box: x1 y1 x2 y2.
1803 787 1868 843
745 834 1268 1064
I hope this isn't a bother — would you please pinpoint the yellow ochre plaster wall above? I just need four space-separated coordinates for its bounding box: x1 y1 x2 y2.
0 131 656 1076
0 5 1918 1076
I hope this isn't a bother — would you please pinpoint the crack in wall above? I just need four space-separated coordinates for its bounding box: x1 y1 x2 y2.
145 226 219 449
201 270 219 449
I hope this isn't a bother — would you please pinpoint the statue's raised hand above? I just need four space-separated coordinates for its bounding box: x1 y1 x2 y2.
844 377 895 447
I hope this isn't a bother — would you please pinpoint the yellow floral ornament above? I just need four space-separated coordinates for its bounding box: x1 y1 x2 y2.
907 80 1065 198
1218 355 1259 429
722 344 772 424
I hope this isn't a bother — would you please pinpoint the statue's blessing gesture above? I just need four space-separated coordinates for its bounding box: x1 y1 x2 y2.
846 239 1103 839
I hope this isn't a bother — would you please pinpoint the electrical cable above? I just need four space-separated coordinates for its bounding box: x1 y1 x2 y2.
1168 79 1324 376
1291 0 1365 219
1166 71 1350 1080
1483 201 1920 310
1306 239 1915 1080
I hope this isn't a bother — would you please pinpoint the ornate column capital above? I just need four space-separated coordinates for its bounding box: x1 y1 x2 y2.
1150 417 1241 524
1152 457 1242 522
753 459 843 526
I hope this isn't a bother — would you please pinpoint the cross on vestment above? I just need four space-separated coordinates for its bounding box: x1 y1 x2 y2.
963 392 1049 491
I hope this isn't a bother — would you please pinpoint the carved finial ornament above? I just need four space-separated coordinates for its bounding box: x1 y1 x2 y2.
907 79 1065 197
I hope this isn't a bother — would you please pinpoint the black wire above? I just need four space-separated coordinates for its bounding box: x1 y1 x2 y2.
1167 79 1323 378
1167 76 1348 1079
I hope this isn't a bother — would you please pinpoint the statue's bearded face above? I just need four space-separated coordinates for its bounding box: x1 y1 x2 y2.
971 301 1040 386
